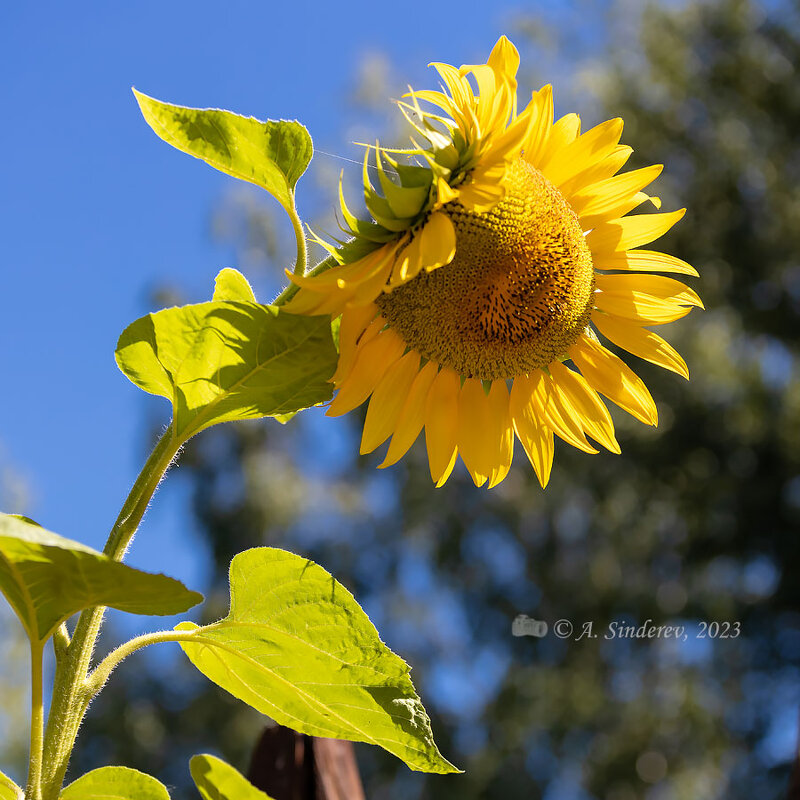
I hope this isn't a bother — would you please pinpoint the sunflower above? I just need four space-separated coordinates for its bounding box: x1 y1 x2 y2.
283 36 702 489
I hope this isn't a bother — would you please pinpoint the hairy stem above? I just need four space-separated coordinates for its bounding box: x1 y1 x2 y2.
39 428 183 800
288 196 308 277
52 624 70 665
85 629 198 697
25 641 44 800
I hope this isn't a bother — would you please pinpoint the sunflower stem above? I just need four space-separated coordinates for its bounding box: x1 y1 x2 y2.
38 429 183 800
25 641 44 800
288 196 308 277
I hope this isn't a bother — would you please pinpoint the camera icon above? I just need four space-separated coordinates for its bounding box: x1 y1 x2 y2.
512 614 548 638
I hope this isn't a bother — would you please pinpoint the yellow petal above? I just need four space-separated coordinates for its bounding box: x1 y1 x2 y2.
537 112 581 167
585 209 686 255
419 212 457 272
431 62 472 111
390 233 424 286
488 107 534 161
569 335 658 426
345 260 397 308
570 164 663 227
279 283 329 315
360 351 421 454
593 292 695 325
464 64 501 129
535 371 599 454
557 145 633 200
540 118 623 187
437 176 458 204
380 360 439 467
424 368 461 485
593 249 698 278
521 84 553 167
487 35 520 80
456 177 506 213
596 273 704 309
332 304 380 384
487 380 514 489
284 242 398 316
549 362 620 453
509 376 554 488
592 311 689 379
594 273 703 325
327 327 406 417
456 378 493 487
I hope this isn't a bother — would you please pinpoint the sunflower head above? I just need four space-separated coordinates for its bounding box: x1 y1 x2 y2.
284 36 702 489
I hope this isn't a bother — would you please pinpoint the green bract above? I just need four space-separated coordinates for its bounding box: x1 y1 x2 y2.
175 547 459 775
60 767 170 800
115 283 337 441
133 91 312 215
190 754 274 800
0 514 202 644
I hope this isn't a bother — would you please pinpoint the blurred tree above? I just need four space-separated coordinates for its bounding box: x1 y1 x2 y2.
72 1 800 798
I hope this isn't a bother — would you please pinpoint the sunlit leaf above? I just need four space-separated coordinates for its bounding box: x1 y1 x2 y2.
0 770 21 800
0 514 202 644
190 754 274 800
60 766 170 800
133 90 312 213
213 268 256 302
115 300 336 440
176 547 459 775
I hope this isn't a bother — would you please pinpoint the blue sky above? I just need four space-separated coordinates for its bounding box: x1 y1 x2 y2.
0 2 542 590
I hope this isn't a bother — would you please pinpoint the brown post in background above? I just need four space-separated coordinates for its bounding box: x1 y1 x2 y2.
247 725 366 800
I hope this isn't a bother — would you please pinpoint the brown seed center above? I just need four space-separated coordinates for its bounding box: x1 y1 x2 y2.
376 158 596 380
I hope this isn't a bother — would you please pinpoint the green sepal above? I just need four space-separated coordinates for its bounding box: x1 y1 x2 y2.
133 90 312 215
115 299 337 442
375 150 430 219
175 547 460 775
362 154 414 231
190 754 274 800
364 192 411 232
337 178 397 243
60 767 170 800
323 235 385 268
383 151 435 189
0 514 202 645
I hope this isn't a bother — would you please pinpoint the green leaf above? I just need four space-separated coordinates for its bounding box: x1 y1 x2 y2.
176 548 459 775
61 766 170 800
190 754 274 800
213 268 256 303
115 300 336 441
0 514 203 644
0 770 21 800
133 90 312 213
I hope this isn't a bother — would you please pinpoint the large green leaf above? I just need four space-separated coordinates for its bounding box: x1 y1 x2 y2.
175 548 458 775
60 767 170 800
190 754 274 800
115 296 336 440
0 514 202 644
133 90 312 213
213 268 256 303
0 770 21 800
